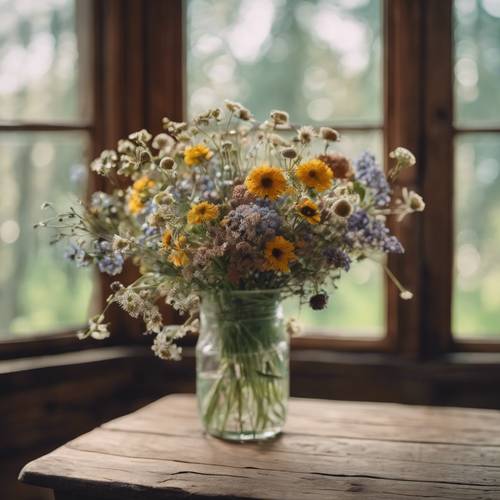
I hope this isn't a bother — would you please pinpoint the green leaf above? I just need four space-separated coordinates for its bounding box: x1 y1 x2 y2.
353 181 366 201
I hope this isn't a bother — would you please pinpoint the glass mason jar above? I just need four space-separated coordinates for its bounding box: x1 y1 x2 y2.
196 289 289 441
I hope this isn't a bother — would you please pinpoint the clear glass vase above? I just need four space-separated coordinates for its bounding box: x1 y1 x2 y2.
196 289 289 442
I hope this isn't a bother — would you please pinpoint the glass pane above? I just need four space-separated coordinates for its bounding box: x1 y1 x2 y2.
0 132 93 337
187 0 382 125
284 131 384 337
453 133 500 338
0 0 92 122
454 0 500 126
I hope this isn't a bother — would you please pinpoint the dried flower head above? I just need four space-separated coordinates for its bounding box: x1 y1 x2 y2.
319 127 340 142
297 125 315 144
159 156 175 170
318 153 353 179
128 129 152 143
270 109 289 125
309 292 329 310
333 198 353 218
281 147 297 159
152 133 174 151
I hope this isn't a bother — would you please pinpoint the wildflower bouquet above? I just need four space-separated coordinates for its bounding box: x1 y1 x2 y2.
39 101 424 440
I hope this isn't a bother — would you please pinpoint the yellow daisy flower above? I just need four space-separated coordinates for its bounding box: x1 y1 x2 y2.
161 229 172 248
128 176 155 214
168 250 189 267
295 158 333 192
168 236 189 267
133 176 155 191
245 165 288 200
128 191 143 214
297 199 321 224
184 144 213 166
187 202 219 224
264 236 297 273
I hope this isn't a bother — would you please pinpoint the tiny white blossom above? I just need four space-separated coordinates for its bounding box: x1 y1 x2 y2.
152 133 174 151
128 129 152 143
112 235 132 253
390 147 416 167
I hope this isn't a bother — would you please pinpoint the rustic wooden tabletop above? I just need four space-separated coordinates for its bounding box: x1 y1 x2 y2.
19 393 500 499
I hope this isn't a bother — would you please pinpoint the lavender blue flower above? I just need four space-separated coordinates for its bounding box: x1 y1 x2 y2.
347 210 404 254
324 247 351 271
355 152 391 207
95 240 124 275
64 243 89 267
226 203 281 240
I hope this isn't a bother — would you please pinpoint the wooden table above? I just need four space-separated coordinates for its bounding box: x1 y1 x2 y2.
19 394 500 499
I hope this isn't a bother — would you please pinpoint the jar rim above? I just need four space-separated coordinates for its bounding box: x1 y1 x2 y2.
200 288 284 297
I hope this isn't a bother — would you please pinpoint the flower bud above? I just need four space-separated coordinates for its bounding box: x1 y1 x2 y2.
159 156 175 170
319 127 340 142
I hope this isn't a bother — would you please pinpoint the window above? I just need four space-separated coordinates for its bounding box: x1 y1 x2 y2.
3 0 498 361
0 0 93 339
452 0 500 339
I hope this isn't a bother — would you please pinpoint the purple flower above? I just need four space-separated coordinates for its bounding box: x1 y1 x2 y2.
64 243 89 268
355 152 391 207
324 247 351 271
226 203 281 240
347 210 404 254
95 240 124 275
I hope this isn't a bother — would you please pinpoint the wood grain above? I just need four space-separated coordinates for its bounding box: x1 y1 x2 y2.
19 394 500 499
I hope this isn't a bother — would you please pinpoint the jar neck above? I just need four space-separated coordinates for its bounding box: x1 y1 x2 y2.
200 290 283 324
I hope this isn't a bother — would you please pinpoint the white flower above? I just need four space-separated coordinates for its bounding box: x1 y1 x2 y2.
90 150 117 175
143 306 163 334
117 139 136 154
400 290 413 300
390 147 416 167
152 133 174 151
297 126 315 144
114 289 145 318
389 147 416 180
152 330 182 360
112 235 132 253
128 129 152 143
78 314 110 340
268 133 290 147
397 188 426 221
224 99 243 112
286 317 302 337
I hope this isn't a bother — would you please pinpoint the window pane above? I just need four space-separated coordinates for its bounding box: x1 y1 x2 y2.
187 0 382 124
0 132 93 337
187 1 385 337
453 133 500 338
454 0 500 126
0 0 92 122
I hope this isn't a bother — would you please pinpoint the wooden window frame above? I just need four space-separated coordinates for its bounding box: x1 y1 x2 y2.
2 0 499 361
